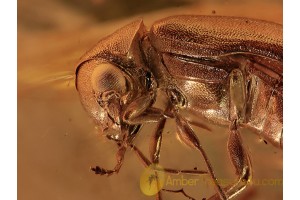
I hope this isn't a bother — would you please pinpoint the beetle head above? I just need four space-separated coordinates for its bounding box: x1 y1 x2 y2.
75 19 148 138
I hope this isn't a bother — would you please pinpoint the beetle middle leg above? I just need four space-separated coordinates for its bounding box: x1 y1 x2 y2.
175 113 227 200
91 90 166 176
129 116 208 200
147 104 207 200
131 142 206 200
122 92 165 124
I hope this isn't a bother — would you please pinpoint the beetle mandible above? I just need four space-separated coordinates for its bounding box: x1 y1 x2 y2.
75 15 282 200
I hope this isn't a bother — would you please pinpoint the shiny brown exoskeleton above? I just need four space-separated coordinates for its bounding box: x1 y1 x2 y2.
75 15 282 200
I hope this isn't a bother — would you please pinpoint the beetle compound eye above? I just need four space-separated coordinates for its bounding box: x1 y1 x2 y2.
91 63 127 96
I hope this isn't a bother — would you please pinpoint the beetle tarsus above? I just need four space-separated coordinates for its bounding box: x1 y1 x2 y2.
91 166 115 175
162 188 196 200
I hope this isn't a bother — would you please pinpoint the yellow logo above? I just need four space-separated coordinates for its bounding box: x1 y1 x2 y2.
140 164 165 196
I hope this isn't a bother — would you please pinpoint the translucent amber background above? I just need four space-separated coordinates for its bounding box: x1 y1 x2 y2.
18 0 282 199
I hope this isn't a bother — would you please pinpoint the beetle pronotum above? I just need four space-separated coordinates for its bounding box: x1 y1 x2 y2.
75 15 282 200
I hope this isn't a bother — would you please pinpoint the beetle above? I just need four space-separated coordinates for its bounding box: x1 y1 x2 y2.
75 15 282 200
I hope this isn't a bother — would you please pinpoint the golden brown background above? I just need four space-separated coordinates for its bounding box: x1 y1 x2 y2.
18 0 283 200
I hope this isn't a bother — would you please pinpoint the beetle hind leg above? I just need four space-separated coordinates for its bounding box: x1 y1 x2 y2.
206 67 253 199
206 122 252 200
225 122 252 199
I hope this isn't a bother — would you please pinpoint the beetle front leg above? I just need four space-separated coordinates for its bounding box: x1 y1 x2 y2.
91 127 132 176
122 92 165 124
91 144 127 176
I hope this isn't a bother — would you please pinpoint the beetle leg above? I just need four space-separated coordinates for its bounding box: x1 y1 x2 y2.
130 143 206 200
91 127 132 176
99 91 165 176
149 118 165 164
127 119 163 174
91 145 127 176
226 122 252 199
207 122 252 200
149 117 195 200
162 188 196 200
130 140 208 175
149 101 174 164
210 68 252 199
122 92 165 124
130 118 207 200
148 104 197 200
229 69 246 122
175 114 227 200
132 126 202 200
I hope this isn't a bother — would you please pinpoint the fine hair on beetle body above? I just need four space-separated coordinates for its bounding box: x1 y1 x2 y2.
75 15 282 200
